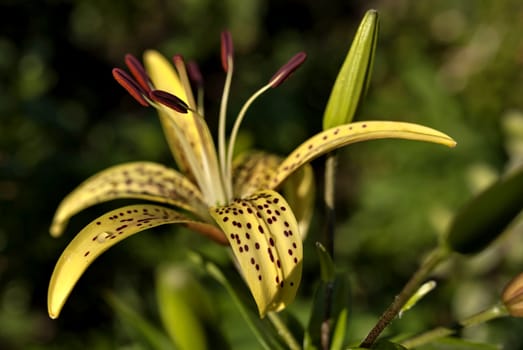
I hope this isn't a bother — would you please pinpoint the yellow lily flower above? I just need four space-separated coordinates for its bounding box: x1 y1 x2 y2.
48 31 456 320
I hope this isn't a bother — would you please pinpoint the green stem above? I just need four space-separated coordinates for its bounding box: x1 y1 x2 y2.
322 152 338 350
324 152 337 257
400 303 508 348
360 247 450 348
267 312 301 350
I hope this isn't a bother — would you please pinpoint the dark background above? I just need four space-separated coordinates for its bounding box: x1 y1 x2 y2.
1 0 523 348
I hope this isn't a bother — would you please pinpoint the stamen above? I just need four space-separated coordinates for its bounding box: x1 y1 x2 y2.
112 68 150 107
218 32 235 199
187 61 205 115
125 54 152 92
269 52 307 88
187 61 203 89
149 90 189 113
225 83 271 192
220 31 234 72
172 55 197 110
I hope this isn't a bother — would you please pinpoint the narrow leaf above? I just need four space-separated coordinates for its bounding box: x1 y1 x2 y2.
156 265 208 350
104 291 176 350
315 242 335 282
323 9 379 129
48 204 208 319
420 337 501 350
271 121 456 189
447 165 523 254
50 162 207 237
399 280 437 317
190 251 286 350
210 190 303 317
305 272 350 350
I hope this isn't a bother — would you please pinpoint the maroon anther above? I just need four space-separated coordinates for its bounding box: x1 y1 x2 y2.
220 31 234 72
269 52 307 88
125 54 152 93
112 68 149 106
149 90 189 113
187 61 203 88
172 54 185 67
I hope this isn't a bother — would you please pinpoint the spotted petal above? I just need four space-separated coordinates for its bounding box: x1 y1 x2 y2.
233 151 315 238
270 121 457 188
48 204 223 319
232 152 281 197
210 190 302 317
50 162 208 237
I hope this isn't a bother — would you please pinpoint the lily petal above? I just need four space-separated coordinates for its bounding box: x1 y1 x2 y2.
232 151 315 238
271 121 457 188
282 164 315 239
48 204 211 319
144 51 221 192
50 162 208 237
210 190 303 317
232 152 281 197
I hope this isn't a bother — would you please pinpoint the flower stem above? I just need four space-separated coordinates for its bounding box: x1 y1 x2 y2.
321 151 338 349
400 303 508 348
360 247 450 348
267 312 301 350
324 152 337 257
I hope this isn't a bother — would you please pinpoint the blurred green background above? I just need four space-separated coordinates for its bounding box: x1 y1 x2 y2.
2 0 523 349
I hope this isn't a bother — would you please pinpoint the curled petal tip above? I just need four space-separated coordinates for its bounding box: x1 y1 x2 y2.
149 90 189 113
112 68 150 107
220 30 234 72
269 52 307 88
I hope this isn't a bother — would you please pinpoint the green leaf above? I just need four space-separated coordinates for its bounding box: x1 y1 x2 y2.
415 337 501 350
156 265 209 350
399 280 437 317
372 340 408 350
447 165 523 254
315 242 335 282
190 251 286 350
104 291 176 350
330 308 348 350
304 272 351 350
323 9 379 129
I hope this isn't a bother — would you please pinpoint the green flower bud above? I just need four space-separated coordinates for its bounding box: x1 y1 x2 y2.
323 9 379 129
